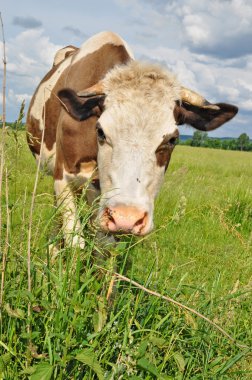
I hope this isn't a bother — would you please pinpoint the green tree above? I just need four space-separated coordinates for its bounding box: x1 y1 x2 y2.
237 133 250 151
229 139 238 150
191 131 208 147
221 139 230 150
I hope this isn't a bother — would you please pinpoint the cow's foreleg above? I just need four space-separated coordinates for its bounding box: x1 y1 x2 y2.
54 179 85 248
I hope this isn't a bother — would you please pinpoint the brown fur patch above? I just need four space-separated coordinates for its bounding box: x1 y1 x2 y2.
55 43 131 179
26 115 42 156
27 42 131 180
155 131 179 169
155 146 173 169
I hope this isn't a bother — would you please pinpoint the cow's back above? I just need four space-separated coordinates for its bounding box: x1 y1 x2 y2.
26 31 133 175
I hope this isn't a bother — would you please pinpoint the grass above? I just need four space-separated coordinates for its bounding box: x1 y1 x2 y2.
0 130 251 379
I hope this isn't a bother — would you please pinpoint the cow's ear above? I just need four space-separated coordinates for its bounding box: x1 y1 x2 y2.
58 88 105 121
174 101 238 131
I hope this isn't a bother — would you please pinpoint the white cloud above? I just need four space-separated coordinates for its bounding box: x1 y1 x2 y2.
217 86 240 102
9 28 62 69
119 0 252 58
239 99 252 111
166 0 252 58
8 89 32 104
236 78 252 92
2 29 62 121
183 14 211 47
133 41 252 120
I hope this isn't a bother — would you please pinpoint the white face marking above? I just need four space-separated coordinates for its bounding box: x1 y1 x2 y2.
96 61 181 233
97 103 178 233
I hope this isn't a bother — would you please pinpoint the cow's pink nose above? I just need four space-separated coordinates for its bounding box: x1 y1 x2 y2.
101 205 148 235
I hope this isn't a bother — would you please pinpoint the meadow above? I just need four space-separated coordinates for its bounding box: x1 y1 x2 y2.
0 130 251 379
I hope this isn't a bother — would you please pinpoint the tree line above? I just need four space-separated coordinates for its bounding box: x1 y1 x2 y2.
179 131 252 151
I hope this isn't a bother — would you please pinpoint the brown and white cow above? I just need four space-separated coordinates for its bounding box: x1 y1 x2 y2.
26 31 238 247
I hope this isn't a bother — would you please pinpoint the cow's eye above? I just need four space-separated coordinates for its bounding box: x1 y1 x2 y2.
96 125 106 143
169 136 177 146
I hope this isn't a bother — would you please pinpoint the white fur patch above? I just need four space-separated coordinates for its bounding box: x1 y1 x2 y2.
35 142 56 175
97 61 180 232
30 58 72 131
53 46 77 66
54 164 99 247
73 31 134 64
54 177 85 248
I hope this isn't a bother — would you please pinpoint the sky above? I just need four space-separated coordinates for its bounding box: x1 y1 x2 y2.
1 0 252 138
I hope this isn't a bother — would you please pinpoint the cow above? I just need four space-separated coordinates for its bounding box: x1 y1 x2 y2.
26 31 238 248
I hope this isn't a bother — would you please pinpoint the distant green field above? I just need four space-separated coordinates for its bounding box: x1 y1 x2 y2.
0 131 251 379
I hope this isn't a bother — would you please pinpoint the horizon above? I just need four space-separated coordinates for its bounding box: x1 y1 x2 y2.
179 133 252 141
2 121 250 141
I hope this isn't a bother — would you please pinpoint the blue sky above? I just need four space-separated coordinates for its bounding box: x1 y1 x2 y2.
1 0 252 138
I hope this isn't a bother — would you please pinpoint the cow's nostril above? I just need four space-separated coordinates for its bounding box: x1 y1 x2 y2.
105 207 116 223
106 207 113 219
132 211 148 234
134 212 147 228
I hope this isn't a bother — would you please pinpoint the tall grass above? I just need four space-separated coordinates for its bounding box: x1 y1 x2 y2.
0 131 251 379
0 12 7 308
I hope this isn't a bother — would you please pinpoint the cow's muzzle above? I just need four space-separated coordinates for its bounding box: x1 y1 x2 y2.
100 204 150 235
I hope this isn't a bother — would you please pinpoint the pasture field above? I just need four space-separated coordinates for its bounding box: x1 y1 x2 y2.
0 130 252 379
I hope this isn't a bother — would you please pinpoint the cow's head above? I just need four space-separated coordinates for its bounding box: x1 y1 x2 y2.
58 61 238 235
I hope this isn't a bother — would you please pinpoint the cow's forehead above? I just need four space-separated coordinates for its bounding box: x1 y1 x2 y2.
103 61 180 106
100 60 180 143
103 60 180 96
99 103 178 146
